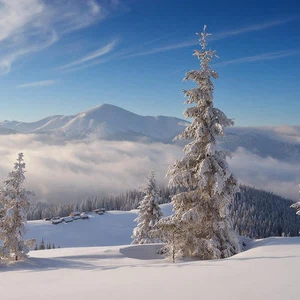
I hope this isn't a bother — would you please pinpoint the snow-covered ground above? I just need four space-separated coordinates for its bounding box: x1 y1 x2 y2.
1 238 300 300
25 204 173 248
1 204 299 300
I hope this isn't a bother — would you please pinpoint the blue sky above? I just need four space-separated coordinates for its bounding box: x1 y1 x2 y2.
0 0 299 126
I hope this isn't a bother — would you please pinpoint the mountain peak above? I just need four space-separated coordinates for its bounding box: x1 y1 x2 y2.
0 104 187 140
78 103 139 120
79 103 126 115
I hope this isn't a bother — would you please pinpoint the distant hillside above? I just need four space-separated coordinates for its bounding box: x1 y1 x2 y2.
231 185 300 238
0 104 189 141
1 104 299 163
222 128 300 163
27 185 300 240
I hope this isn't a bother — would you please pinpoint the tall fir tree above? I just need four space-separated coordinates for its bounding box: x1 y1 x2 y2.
159 26 240 260
0 153 33 260
131 170 163 244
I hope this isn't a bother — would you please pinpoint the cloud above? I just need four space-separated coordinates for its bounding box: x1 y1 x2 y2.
0 30 58 74
125 40 197 58
214 50 300 67
210 17 299 40
0 0 112 74
18 80 56 88
229 147 299 200
228 125 300 145
267 125 300 144
57 40 118 71
128 17 299 58
0 134 183 203
0 132 297 205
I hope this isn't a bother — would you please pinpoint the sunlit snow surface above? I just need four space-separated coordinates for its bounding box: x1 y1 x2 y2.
1 204 299 300
25 204 173 248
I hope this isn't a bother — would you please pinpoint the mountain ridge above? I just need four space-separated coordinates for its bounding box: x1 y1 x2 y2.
0 103 300 162
0 104 189 141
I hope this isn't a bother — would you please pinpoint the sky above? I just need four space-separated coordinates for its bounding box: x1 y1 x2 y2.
0 0 299 126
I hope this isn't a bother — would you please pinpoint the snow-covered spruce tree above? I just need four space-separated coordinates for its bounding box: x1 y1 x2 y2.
131 170 163 244
160 26 240 260
290 183 300 215
153 215 186 262
0 153 32 261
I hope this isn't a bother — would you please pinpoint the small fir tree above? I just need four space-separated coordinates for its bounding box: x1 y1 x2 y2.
153 216 185 262
159 26 240 260
39 238 45 250
0 153 33 260
131 170 163 244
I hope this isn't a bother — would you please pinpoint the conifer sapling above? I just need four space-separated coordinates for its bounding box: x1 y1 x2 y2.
131 170 163 244
0 153 33 260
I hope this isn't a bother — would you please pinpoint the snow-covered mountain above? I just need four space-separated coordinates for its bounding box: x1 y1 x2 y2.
0 103 299 162
223 127 300 162
0 104 189 141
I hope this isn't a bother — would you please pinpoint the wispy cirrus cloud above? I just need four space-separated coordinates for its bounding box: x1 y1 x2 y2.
57 58 109 74
0 30 58 74
210 17 298 41
57 40 118 71
62 35 177 73
128 17 299 58
125 40 197 58
214 49 300 67
18 80 56 88
0 0 120 75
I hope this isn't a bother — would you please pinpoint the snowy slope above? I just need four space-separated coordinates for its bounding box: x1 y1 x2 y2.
1 104 299 162
2 203 300 299
0 115 68 133
223 128 300 162
1 237 300 300
60 104 189 140
0 104 188 140
25 204 173 248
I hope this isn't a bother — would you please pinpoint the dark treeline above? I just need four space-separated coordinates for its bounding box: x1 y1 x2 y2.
231 185 300 238
27 186 173 221
27 185 300 239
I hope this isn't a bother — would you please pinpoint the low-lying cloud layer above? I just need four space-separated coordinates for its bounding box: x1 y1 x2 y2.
229 125 300 145
229 147 299 200
0 134 182 203
0 134 298 204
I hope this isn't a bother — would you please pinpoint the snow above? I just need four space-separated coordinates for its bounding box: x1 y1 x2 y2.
25 204 173 248
1 204 299 299
0 104 188 140
1 237 300 300
61 216 73 223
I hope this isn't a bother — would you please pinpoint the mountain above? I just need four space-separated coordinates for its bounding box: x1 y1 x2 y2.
0 104 189 141
0 127 18 135
0 103 300 162
222 127 300 163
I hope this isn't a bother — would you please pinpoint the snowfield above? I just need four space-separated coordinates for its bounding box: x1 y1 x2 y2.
25 204 173 248
1 204 299 300
1 238 300 300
